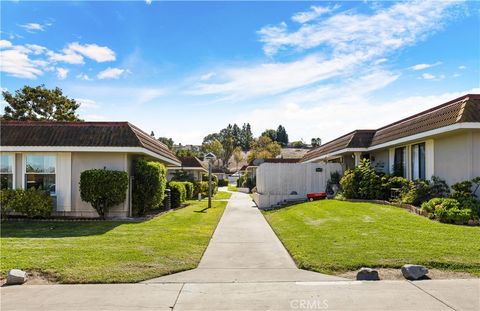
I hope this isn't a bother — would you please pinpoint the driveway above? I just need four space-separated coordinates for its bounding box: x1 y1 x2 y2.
1 192 479 310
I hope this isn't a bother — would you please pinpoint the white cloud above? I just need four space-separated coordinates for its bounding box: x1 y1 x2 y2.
292 5 338 24
409 61 442 70
0 46 44 79
56 67 68 80
48 49 84 64
97 67 125 80
76 73 91 81
24 44 48 55
67 42 115 62
200 72 216 81
77 98 99 110
258 1 459 57
0 40 12 49
20 23 46 33
421 73 435 79
145 0 152 4
458 65 466 70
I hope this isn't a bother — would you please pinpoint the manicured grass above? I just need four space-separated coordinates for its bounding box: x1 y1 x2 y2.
213 191 232 200
263 200 480 276
1 200 227 283
227 185 238 192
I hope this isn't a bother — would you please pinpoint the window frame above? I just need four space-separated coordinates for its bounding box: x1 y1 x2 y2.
393 146 407 177
411 142 426 180
0 153 15 190
23 153 57 195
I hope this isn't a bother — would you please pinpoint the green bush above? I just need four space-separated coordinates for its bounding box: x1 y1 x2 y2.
237 174 246 187
451 177 480 219
218 179 229 187
168 181 186 208
0 188 53 218
421 198 472 224
202 173 219 184
132 159 167 216
183 181 194 200
340 159 382 200
80 169 129 219
171 170 194 182
193 181 209 198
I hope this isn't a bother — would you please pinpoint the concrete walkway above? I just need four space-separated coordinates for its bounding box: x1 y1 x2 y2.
144 191 342 283
2 192 479 310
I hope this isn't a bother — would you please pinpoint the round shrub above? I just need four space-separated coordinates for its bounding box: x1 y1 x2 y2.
132 159 167 215
168 181 187 208
80 169 129 219
0 188 52 218
421 198 472 224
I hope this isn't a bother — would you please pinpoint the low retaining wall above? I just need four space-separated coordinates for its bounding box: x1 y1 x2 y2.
237 187 250 193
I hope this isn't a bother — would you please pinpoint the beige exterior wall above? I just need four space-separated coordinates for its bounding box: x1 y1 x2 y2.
70 152 129 218
434 130 480 186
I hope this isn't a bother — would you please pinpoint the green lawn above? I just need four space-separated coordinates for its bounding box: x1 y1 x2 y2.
1 200 227 283
213 191 232 200
227 185 238 192
263 200 480 276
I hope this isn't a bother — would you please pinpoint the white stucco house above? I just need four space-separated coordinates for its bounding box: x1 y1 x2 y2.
301 94 480 186
0 121 180 218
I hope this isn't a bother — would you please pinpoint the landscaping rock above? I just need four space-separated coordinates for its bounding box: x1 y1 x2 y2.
356 267 380 281
6 269 27 285
401 264 428 280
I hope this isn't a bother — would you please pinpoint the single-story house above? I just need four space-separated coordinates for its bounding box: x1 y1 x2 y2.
246 158 302 180
301 94 480 186
0 121 180 218
167 156 207 181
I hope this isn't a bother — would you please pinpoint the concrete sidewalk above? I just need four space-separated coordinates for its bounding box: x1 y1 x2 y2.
1 192 479 310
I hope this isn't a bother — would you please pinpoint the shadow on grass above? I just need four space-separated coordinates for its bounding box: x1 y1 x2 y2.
0 221 125 238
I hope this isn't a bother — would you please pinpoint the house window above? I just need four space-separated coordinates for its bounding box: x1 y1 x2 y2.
25 155 56 194
411 143 426 180
0 154 14 189
393 147 406 177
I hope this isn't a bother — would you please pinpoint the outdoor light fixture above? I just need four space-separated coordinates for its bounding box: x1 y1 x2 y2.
204 152 216 209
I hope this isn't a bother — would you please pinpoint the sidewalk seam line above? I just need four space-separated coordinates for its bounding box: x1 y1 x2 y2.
407 281 457 311
170 282 185 310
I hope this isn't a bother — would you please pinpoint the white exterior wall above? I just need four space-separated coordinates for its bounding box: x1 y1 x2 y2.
434 130 480 185
254 162 342 209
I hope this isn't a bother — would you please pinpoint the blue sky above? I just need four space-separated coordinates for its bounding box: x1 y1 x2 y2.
1 1 479 144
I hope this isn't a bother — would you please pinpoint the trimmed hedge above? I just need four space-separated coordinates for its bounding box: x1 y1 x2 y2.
80 169 129 219
183 181 194 200
0 188 53 218
194 181 209 198
132 159 167 216
168 181 187 208
218 179 229 187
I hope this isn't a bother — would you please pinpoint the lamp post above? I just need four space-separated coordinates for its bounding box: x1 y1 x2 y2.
204 152 216 210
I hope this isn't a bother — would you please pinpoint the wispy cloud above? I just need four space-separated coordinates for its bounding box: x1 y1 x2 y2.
458 65 466 70
145 0 152 5
291 5 339 24
97 67 125 79
20 22 52 33
421 73 445 80
56 67 68 80
67 42 115 62
409 61 442 70
76 73 91 81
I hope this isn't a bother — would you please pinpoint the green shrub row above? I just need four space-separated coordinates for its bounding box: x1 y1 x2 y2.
80 169 129 219
339 159 479 223
132 159 167 216
421 198 473 224
0 188 53 218
168 181 187 208
218 179 229 187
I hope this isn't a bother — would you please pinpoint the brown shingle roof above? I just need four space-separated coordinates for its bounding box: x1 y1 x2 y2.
0 121 180 164
179 156 207 169
301 94 480 162
370 94 480 146
301 130 375 162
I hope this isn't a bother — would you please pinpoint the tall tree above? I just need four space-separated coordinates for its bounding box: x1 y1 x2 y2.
276 125 289 146
2 85 81 121
201 138 223 165
241 123 254 151
150 131 155 137
232 123 242 146
158 137 174 150
232 146 244 170
175 149 202 159
247 135 281 163
261 129 277 142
